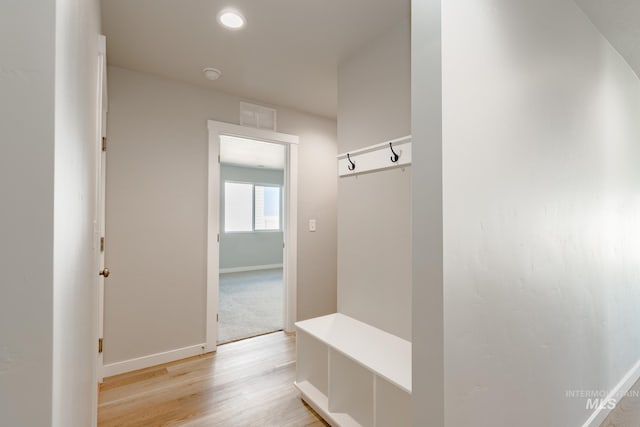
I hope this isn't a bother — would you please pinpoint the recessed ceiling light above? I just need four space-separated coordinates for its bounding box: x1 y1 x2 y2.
218 9 245 29
203 67 222 81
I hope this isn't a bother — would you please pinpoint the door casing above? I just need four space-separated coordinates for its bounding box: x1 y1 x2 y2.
206 120 299 352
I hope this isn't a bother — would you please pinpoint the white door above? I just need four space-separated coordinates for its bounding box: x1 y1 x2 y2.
96 35 109 383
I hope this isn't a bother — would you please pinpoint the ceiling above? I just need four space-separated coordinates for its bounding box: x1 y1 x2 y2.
101 1 638 119
575 0 640 77
101 0 410 119
220 135 285 170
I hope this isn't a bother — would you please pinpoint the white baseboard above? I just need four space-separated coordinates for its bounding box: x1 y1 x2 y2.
102 343 206 378
219 263 283 274
583 358 640 427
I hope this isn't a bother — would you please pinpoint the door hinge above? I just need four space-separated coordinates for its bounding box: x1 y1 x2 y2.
100 236 105 252
217 233 220 243
101 137 107 152
218 154 220 164
217 314 219 322
98 338 103 354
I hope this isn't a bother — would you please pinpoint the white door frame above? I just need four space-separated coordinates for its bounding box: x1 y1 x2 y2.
96 35 108 383
206 120 299 353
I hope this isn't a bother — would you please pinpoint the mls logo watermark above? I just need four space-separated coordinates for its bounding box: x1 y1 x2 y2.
565 389 639 410
585 398 617 410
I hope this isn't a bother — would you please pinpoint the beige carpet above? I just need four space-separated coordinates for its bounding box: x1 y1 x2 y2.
218 268 284 344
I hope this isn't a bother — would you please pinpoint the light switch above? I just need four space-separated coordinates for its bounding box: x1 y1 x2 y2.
309 219 317 232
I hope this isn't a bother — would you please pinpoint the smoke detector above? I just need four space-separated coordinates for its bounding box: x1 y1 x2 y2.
203 68 222 81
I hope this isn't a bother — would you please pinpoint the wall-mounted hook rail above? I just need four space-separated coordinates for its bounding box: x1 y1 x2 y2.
337 135 412 176
347 153 356 171
389 142 399 163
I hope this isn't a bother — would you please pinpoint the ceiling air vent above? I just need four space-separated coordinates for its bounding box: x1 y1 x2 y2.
240 102 277 131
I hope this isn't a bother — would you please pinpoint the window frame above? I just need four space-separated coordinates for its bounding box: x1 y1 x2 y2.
223 179 283 234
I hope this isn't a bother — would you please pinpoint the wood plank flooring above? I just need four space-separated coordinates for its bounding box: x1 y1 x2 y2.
98 332 328 427
602 378 640 427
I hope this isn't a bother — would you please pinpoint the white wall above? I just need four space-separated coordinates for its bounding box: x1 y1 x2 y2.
422 0 640 426
0 0 101 426
0 1 56 425
411 0 444 425
219 164 284 270
52 0 102 425
337 19 412 340
104 66 337 365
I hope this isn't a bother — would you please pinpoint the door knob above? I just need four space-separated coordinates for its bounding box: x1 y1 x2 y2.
100 268 110 278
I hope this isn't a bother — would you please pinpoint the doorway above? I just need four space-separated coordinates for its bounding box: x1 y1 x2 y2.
219 136 285 343
206 121 298 352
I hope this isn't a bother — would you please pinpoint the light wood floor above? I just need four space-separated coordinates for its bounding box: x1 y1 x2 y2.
602 378 640 427
98 332 328 427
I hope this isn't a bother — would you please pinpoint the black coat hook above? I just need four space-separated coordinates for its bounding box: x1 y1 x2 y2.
389 142 399 163
347 153 356 171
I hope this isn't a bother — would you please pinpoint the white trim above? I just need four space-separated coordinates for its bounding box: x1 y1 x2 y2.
582 358 640 427
207 120 299 349
208 120 298 145
102 344 206 378
284 143 298 332
206 128 220 353
220 264 283 274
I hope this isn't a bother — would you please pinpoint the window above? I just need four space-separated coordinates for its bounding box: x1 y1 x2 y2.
255 185 280 230
224 182 281 232
224 182 253 232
